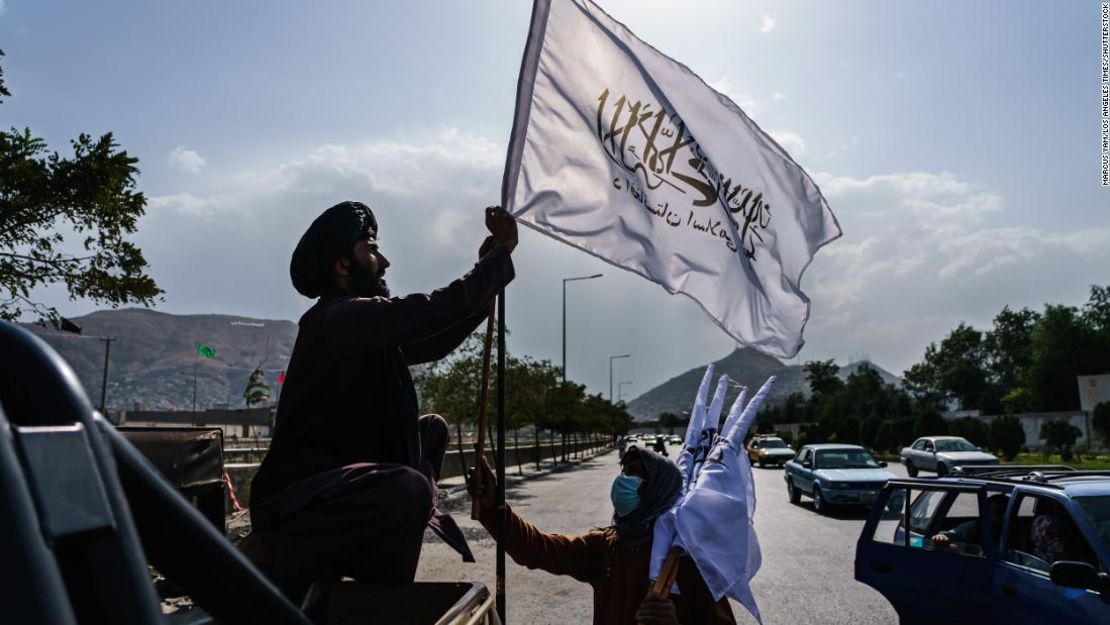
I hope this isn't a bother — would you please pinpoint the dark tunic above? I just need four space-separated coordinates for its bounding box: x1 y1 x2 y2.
249 246 513 595
252 246 514 505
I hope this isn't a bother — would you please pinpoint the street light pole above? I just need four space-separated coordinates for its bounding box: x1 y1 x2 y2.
609 354 630 401
99 337 114 415
561 273 602 382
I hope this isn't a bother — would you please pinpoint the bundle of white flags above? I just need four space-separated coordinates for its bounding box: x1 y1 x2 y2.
502 0 840 358
650 364 776 623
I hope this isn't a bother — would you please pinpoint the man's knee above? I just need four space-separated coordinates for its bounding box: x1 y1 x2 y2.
395 466 434 516
420 414 449 445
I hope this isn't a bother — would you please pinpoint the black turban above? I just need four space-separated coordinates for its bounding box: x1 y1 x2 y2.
290 201 378 298
614 446 682 547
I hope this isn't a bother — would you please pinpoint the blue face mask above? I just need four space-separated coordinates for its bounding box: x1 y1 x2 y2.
611 475 643 518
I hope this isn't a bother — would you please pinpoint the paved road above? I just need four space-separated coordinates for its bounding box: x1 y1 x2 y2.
417 445 906 624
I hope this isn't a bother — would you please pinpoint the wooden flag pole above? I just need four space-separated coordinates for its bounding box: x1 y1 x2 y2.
495 288 508 623
470 302 497 521
649 547 683 599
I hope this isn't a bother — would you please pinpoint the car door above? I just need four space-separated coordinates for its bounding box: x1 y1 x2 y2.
856 481 995 625
793 448 814 493
991 491 1109 625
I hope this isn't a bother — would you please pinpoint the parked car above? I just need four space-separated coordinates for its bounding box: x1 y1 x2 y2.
746 435 795 467
667 435 682 445
784 444 896 514
900 436 998 477
855 466 1110 625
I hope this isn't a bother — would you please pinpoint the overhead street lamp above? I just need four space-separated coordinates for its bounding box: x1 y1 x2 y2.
609 354 630 401
562 273 602 382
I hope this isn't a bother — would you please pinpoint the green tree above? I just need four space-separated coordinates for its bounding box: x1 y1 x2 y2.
874 421 898 453
859 416 882 449
0 50 160 324
948 417 989 447
243 367 272 407
1041 419 1082 462
904 324 990 410
988 415 1025 460
913 411 948 439
1000 387 1034 415
1027 305 1099 411
657 412 684 434
984 306 1040 391
804 360 843 397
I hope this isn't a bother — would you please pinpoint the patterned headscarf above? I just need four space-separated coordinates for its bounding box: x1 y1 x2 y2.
1031 514 1070 564
613 446 682 548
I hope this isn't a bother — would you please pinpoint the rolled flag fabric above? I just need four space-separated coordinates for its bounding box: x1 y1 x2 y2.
675 376 776 624
688 374 731 488
502 0 841 358
652 364 713 585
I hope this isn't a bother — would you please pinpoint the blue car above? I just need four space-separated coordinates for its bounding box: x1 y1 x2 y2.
784 444 896 514
855 466 1110 625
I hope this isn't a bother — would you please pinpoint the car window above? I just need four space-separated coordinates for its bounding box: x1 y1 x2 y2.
926 492 991 558
1075 495 1110 554
763 439 787 449
912 440 925 451
815 449 881 469
935 439 977 452
796 448 810 463
1004 494 1100 574
923 440 934 451
872 487 909 546
871 487 948 549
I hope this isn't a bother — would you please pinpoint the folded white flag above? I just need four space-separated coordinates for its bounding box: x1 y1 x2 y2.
503 0 841 357
675 376 776 624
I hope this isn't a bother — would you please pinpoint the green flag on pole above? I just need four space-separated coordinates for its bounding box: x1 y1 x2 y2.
197 343 216 359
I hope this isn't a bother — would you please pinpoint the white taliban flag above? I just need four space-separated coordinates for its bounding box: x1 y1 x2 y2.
502 0 841 357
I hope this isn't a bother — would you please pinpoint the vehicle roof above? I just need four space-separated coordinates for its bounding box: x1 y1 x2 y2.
918 436 968 441
929 473 1110 497
803 443 864 451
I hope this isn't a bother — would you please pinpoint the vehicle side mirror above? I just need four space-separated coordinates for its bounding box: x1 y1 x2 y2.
1050 561 1108 593
802 460 812 469
879 461 888 467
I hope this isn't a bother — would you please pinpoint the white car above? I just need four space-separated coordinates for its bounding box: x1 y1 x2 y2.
900 436 998 476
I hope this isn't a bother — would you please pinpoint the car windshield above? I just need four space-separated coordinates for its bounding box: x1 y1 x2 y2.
1075 496 1110 552
815 449 881 469
935 439 977 452
763 439 788 449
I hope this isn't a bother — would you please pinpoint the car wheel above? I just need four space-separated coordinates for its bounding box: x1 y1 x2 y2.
812 486 826 514
936 463 948 477
787 479 801 504
906 461 918 477
758 459 766 468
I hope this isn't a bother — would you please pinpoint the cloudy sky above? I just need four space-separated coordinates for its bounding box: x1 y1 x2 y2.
2 1 1107 400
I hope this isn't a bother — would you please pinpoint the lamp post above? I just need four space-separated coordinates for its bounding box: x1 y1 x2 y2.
618 381 633 402
55 318 115 417
609 354 630 401
562 273 602 382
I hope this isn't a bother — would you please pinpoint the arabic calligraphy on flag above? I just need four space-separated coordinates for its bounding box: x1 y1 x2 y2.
502 0 841 358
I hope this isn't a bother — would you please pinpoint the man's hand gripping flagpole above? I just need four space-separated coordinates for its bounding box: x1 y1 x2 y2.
646 366 776 624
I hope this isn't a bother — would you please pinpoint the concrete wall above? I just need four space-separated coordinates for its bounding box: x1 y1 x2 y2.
226 437 614 509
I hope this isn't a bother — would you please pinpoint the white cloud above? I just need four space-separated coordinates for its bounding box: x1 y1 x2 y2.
801 170 1110 369
709 77 757 111
768 130 806 156
772 91 786 101
168 146 207 174
759 15 776 33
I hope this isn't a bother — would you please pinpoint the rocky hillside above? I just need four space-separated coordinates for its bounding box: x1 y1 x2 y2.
626 347 901 421
25 309 297 412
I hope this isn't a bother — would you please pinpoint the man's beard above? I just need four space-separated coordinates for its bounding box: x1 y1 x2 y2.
349 261 390 298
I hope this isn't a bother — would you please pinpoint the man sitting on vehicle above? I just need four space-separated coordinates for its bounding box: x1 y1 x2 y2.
931 493 1008 551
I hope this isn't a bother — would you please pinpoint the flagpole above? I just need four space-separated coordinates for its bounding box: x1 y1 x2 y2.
192 343 200 426
495 287 507 623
